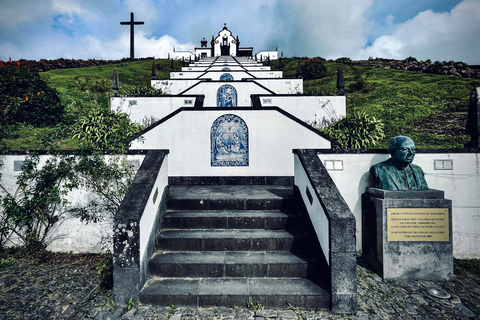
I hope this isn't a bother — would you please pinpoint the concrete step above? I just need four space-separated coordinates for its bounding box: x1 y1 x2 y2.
139 277 330 309
162 210 298 230
148 251 319 278
157 229 306 251
168 185 294 211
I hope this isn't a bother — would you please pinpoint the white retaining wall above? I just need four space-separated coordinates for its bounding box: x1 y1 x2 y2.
130 109 331 177
253 79 304 94
110 96 198 124
259 95 346 124
151 79 200 95
0 154 146 253
317 152 480 259
180 82 273 106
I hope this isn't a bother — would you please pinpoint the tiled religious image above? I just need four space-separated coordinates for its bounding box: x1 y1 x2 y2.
217 84 237 107
211 114 248 166
220 73 234 81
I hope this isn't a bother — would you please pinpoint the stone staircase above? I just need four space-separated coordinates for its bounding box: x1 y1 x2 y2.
139 185 330 308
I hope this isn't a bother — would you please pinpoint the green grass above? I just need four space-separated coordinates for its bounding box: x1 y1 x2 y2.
270 59 480 148
3 57 480 150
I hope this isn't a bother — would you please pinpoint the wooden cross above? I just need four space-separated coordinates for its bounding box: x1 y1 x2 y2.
120 12 144 59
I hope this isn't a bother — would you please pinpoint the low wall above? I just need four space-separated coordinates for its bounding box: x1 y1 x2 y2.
113 150 169 305
257 95 346 124
110 96 200 124
0 152 146 253
293 149 357 314
317 150 480 259
130 108 332 177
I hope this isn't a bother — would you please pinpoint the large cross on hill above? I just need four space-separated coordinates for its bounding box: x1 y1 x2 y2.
120 12 144 59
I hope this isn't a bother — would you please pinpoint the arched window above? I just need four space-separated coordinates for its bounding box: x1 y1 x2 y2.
211 114 248 166
220 73 234 81
217 84 237 107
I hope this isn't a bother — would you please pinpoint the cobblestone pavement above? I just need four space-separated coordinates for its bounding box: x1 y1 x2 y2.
1 255 479 319
96 260 480 320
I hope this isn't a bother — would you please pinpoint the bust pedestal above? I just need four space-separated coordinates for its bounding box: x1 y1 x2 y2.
362 188 453 281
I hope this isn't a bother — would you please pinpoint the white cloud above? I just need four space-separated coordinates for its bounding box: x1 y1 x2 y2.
358 0 480 63
269 0 374 59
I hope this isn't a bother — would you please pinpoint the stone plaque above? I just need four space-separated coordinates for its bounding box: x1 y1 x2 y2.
388 208 449 241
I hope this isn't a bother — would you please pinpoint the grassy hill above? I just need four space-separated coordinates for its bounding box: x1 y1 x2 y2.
271 58 480 148
2 57 480 150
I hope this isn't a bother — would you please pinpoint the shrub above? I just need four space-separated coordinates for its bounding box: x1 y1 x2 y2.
125 83 166 97
322 110 385 148
0 156 80 250
0 153 135 251
348 69 373 93
302 59 327 80
72 102 143 153
0 66 64 127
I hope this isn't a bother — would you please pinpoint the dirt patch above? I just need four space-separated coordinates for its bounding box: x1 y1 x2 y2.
414 112 468 137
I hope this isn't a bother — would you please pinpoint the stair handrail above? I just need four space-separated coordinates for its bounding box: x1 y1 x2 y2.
113 149 169 305
293 149 357 314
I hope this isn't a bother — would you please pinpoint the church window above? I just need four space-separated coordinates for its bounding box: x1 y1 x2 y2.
211 114 248 167
217 84 237 107
220 73 234 81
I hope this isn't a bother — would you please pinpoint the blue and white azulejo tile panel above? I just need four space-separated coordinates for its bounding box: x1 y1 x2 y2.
220 73 234 81
217 84 237 107
211 114 249 167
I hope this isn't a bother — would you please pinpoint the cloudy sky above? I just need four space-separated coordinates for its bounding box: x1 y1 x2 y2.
1 0 479 64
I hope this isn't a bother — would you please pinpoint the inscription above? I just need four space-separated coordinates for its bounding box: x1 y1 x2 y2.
388 208 449 242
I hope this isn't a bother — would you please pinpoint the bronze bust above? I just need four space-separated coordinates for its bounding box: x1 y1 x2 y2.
369 136 428 190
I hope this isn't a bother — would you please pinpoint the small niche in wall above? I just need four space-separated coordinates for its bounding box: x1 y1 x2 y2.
262 98 272 105
14 161 24 171
184 99 193 105
129 100 137 106
324 160 343 171
434 159 453 170
126 160 141 171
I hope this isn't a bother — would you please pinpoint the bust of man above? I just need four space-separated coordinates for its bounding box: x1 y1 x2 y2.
369 136 428 190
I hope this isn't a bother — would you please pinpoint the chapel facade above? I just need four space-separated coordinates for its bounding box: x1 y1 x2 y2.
173 24 277 60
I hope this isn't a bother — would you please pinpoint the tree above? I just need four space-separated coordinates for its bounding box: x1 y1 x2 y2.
0 156 79 250
0 153 135 251
0 66 64 127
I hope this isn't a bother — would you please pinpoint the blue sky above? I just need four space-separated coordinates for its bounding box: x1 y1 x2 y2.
1 0 479 64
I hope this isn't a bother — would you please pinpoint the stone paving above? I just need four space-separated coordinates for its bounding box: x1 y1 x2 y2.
2 254 479 319
93 260 480 320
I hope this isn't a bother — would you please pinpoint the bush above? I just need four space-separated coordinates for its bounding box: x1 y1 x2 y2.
348 68 373 93
0 66 64 127
0 156 80 250
302 59 327 80
72 102 143 153
125 83 166 97
322 110 385 148
0 153 135 251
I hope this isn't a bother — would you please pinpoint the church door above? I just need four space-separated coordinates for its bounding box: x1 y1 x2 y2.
221 45 229 56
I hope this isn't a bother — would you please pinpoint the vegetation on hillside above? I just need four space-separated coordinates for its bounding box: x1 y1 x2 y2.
269 57 480 148
0 56 479 150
